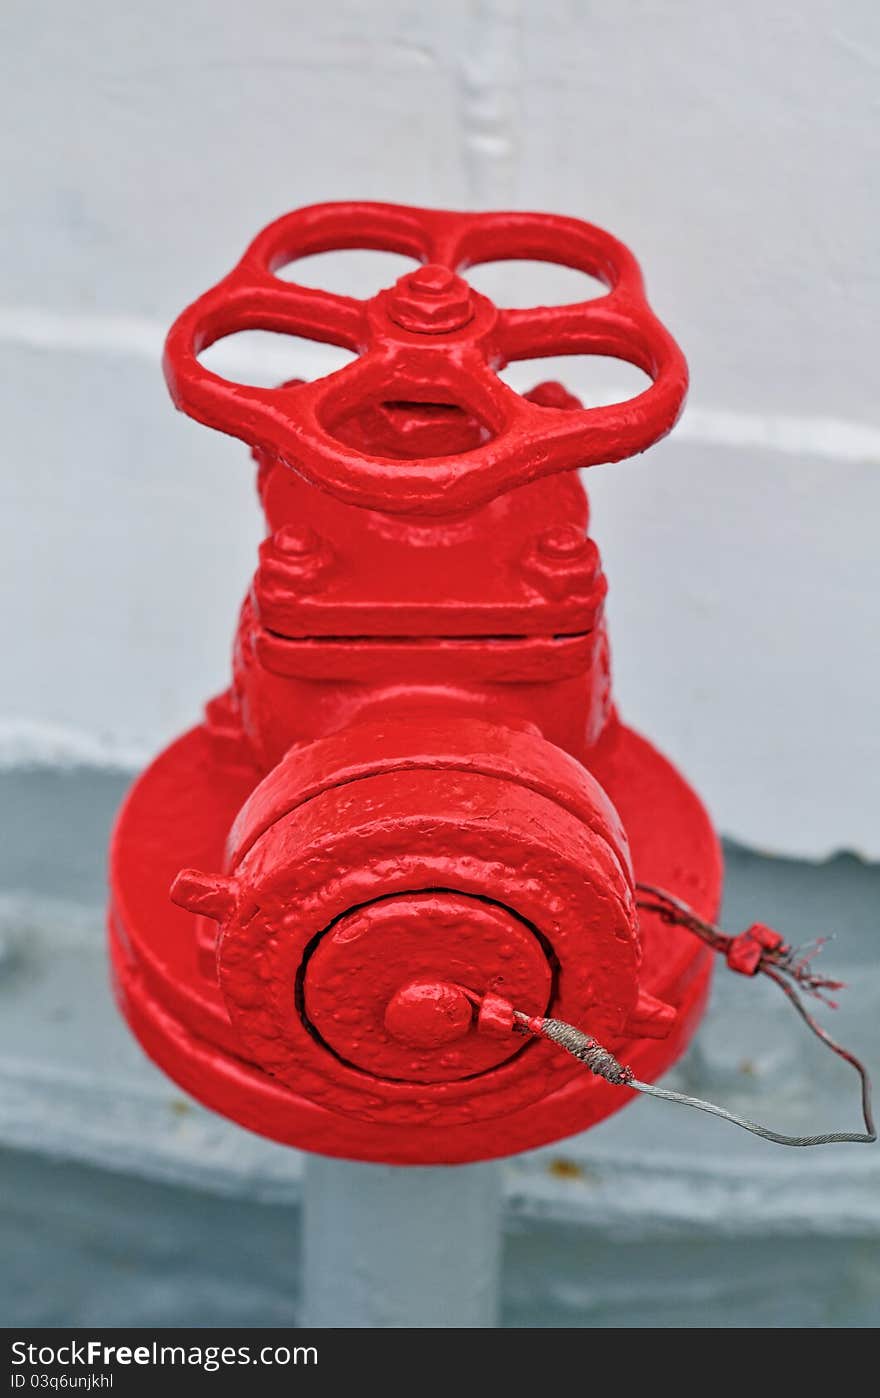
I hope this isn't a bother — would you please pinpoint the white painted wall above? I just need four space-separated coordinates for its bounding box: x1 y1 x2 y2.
1 0 877 858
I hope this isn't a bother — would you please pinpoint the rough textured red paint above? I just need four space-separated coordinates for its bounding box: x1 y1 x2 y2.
108 202 721 1164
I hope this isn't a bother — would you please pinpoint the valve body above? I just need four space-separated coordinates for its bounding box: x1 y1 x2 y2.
108 203 721 1164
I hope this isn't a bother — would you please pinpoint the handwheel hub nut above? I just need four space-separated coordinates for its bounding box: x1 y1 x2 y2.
388 264 475 333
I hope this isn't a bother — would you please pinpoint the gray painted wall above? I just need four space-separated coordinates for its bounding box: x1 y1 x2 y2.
0 1 878 857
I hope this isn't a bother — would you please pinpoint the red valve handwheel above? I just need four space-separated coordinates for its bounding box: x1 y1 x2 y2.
164 202 689 515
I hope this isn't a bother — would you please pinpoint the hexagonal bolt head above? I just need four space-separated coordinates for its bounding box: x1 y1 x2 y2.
256 525 335 597
388 264 475 334
521 526 603 601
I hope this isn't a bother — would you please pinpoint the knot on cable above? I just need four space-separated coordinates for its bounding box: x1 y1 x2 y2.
635 882 847 1007
726 922 786 976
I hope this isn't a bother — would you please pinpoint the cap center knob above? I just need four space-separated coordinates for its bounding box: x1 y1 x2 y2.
383 979 473 1049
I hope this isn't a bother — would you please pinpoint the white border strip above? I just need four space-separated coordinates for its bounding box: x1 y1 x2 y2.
0 719 149 773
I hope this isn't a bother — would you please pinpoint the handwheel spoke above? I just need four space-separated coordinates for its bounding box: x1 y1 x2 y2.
421 211 480 271
279 345 392 424
497 293 673 378
453 349 558 436
199 266 367 353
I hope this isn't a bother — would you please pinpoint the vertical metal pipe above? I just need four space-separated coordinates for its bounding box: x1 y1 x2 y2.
301 1155 503 1328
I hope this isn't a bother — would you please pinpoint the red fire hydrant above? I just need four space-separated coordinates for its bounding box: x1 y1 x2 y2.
108 202 721 1165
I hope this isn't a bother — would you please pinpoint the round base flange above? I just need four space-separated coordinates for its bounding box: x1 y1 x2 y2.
108 719 721 1164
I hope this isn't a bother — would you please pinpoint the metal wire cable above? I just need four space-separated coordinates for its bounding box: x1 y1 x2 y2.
509 887 876 1148
514 1006 874 1146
